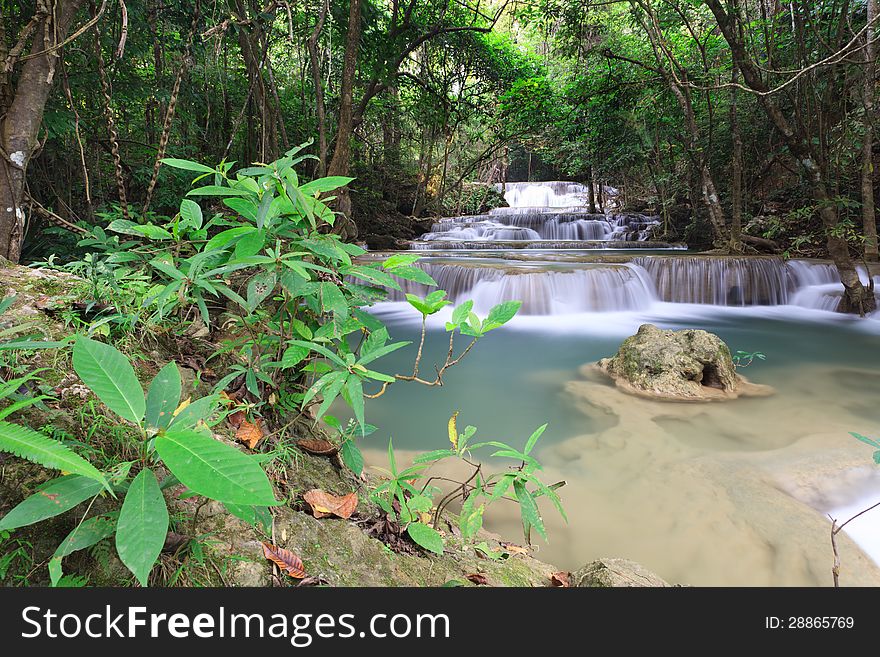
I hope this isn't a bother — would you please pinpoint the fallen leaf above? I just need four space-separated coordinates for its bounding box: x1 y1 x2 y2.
296 438 339 457
228 409 246 429
466 573 489 586
236 418 263 449
550 571 571 587
303 489 358 519
499 541 531 556
262 542 307 578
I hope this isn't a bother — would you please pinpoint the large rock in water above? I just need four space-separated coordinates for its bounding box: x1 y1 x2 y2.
596 323 771 401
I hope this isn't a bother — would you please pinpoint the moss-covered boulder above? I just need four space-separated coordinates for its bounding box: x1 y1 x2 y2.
596 323 772 401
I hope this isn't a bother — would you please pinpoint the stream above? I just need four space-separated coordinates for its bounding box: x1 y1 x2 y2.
354 182 880 586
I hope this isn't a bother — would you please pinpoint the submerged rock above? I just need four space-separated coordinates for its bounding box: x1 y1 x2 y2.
572 558 671 587
596 323 772 401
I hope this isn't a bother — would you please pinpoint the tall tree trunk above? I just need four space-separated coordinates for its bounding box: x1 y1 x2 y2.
729 62 743 253
863 0 879 261
307 0 329 175
327 0 362 238
705 0 876 314
0 0 85 262
587 165 597 213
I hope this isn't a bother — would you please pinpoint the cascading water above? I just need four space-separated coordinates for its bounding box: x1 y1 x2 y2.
384 255 877 315
365 182 880 585
411 181 669 249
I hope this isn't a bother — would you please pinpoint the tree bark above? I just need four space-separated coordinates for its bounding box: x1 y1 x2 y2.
862 0 878 261
0 0 85 262
326 0 362 238
307 0 329 175
705 0 875 314
730 61 744 252
587 165 597 213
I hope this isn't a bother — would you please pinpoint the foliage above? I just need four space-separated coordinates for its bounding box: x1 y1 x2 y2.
370 415 566 554
0 337 278 586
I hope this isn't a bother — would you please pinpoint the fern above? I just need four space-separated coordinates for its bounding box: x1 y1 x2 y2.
0 421 108 489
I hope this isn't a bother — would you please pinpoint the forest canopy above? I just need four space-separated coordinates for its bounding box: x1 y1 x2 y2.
2 0 880 310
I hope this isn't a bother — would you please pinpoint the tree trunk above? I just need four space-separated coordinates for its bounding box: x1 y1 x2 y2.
729 62 743 253
587 165 597 213
0 0 85 262
705 0 876 314
327 0 362 238
862 0 879 261
307 0 329 175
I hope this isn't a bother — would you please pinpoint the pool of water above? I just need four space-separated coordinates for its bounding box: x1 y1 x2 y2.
343 301 880 586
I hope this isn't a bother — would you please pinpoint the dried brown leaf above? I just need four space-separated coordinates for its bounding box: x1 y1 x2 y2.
499 541 531 556
303 489 358 519
550 571 571 587
262 542 307 578
466 573 489 586
296 438 339 457
236 417 263 449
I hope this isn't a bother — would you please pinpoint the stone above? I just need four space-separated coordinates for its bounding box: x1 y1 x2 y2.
572 558 671 587
596 323 772 401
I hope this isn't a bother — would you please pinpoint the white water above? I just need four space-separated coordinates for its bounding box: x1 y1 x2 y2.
386 256 880 315
365 181 880 583
415 181 660 246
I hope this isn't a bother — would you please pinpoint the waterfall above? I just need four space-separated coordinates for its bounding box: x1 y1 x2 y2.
386 262 657 314
378 255 880 317
412 181 661 248
497 181 598 208
632 256 791 306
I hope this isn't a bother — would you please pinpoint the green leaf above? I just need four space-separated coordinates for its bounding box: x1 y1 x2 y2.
299 176 354 195
49 514 117 586
874 450 880 465
281 344 310 369
460 504 484 541
116 468 167 586
451 300 474 326
223 503 271 531
161 158 216 174
166 395 218 430
0 476 103 531
514 479 546 541
850 432 880 448
346 375 365 432
382 254 421 269
246 270 277 313
320 282 349 318
391 265 437 286
0 421 107 488
341 439 364 476
155 430 278 506
344 265 401 290
482 300 522 331
413 449 456 464
107 219 173 241
524 424 548 455
187 185 251 197
73 337 145 425
407 523 444 555
145 362 182 430
204 226 254 252
179 199 203 229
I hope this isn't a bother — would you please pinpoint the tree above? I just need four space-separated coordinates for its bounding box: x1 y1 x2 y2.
0 0 86 262
704 0 876 314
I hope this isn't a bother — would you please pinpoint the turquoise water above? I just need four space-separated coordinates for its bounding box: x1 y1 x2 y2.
339 300 880 586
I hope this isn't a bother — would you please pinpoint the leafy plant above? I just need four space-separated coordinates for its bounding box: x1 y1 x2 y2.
732 350 766 368
0 337 278 586
370 415 566 555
